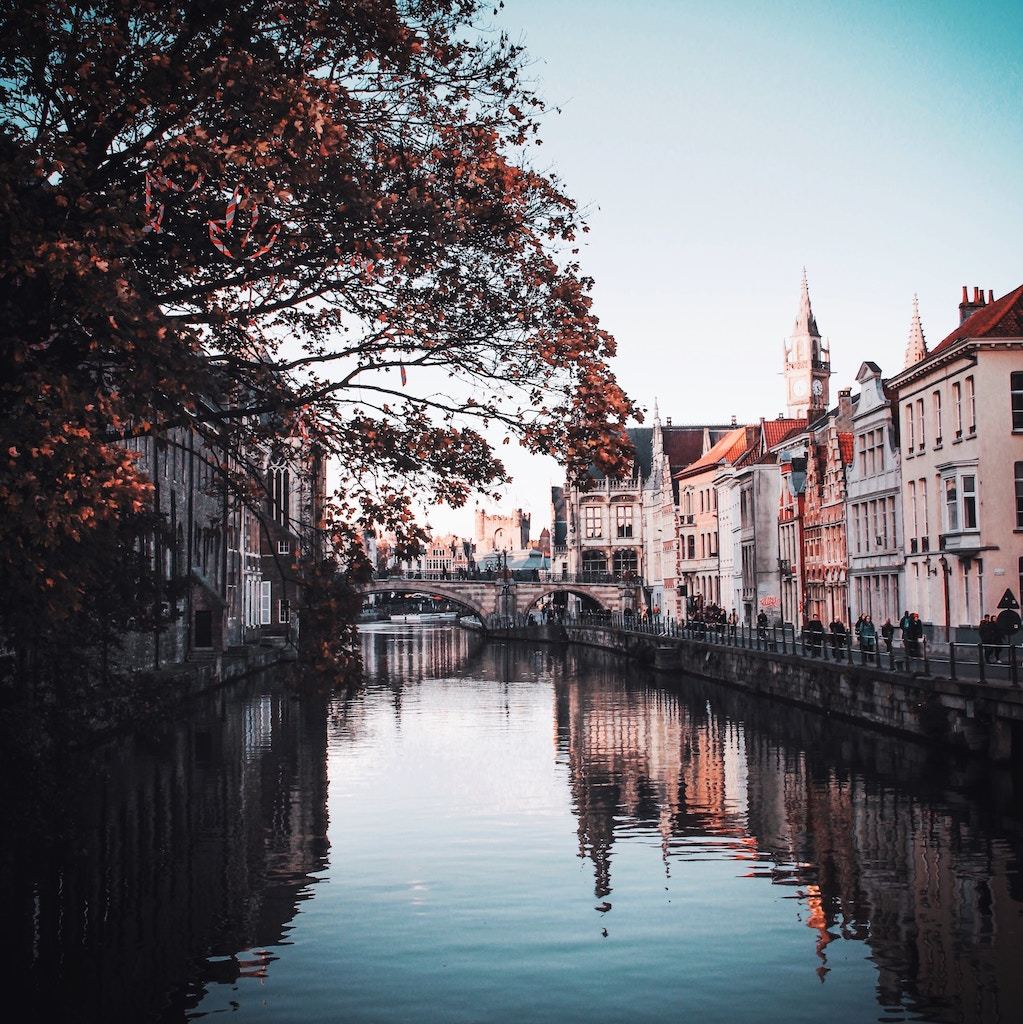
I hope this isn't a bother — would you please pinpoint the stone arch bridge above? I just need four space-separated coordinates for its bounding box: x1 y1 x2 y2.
361 574 640 624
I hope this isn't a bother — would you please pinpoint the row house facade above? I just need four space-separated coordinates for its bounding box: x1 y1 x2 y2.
560 275 1023 637
846 360 904 626
118 418 325 671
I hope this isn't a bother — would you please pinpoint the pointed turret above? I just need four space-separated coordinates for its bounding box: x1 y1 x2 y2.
793 267 820 338
904 294 928 368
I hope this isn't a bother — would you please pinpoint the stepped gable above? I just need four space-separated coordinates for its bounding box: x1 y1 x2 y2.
930 283 1023 356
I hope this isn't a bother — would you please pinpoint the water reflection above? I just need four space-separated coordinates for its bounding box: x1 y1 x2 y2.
1 680 330 1022
3 628 1022 1023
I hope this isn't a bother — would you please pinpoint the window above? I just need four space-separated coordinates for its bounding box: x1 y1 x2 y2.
615 505 634 538
916 398 925 451
687 535 695 560
613 549 638 575
1012 372 1023 431
1016 462 1023 529
966 375 976 433
268 458 290 527
583 505 602 538
582 550 607 575
919 477 929 548
952 381 963 437
260 581 272 625
962 474 977 529
279 599 290 624
943 471 979 533
905 404 915 453
277 540 290 555
908 480 918 543
932 390 943 445
944 477 958 533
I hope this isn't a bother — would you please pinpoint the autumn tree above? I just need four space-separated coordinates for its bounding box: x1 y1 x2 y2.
0 0 636 683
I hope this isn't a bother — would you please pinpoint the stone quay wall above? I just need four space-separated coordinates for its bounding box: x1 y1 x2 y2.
497 623 1023 763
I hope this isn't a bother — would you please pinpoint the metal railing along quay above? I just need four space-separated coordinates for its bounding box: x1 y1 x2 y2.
486 612 1021 687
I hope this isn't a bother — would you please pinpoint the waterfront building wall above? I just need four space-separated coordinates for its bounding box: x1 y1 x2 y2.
889 284 1023 640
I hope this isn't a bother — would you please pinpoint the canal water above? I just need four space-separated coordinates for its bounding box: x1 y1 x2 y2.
4 624 1023 1023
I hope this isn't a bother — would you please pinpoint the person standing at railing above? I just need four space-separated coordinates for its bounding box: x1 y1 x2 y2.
979 614 999 664
860 616 877 657
881 619 895 655
727 608 738 641
829 617 847 660
904 612 923 662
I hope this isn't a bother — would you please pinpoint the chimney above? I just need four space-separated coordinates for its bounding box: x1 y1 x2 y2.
959 283 985 325
988 289 995 303
730 414 737 426
837 388 853 429
665 416 671 426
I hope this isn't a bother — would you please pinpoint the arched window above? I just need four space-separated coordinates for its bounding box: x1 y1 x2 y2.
268 457 290 527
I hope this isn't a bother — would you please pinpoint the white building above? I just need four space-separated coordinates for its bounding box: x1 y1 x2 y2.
846 359 904 627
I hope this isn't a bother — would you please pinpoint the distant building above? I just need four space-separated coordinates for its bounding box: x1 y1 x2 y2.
473 507 531 555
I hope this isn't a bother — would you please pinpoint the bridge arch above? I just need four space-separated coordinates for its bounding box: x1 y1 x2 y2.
359 581 489 622
519 586 613 616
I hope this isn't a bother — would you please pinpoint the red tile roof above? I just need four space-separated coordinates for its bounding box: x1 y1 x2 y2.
929 283 1023 357
839 432 854 465
762 417 807 449
674 426 752 479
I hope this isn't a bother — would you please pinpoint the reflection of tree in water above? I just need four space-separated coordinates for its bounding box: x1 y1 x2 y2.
0 672 331 1023
553 650 1023 1020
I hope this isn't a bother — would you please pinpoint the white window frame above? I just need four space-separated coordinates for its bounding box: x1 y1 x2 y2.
583 505 603 539
260 581 272 625
615 504 634 539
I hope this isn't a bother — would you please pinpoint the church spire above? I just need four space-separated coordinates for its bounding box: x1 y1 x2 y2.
793 267 820 338
904 294 928 368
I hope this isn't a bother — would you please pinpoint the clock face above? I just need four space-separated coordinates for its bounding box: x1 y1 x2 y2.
812 378 824 397
792 379 809 398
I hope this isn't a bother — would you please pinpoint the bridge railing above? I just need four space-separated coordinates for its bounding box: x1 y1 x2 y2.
372 570 640 586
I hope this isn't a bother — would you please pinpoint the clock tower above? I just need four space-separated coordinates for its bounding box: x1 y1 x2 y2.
784 269 831 419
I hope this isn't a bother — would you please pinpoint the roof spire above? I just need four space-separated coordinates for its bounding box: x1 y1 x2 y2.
793 268 820 337
904 293 928 368
653 397 660 424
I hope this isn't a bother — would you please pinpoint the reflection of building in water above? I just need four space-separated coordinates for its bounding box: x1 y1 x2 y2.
4 677 330 1022
558 673 749 897
360 624 483 689
556 658 1023 1020
743 730 1023 1015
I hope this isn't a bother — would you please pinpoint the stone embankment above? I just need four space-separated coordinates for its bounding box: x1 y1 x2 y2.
491 622 1023 763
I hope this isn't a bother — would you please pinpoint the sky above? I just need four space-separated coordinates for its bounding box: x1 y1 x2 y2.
422 0 1023 538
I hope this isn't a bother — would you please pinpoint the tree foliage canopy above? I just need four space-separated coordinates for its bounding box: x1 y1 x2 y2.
0 0 635 660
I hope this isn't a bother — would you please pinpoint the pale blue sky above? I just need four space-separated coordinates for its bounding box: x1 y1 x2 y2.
433 0 1023 535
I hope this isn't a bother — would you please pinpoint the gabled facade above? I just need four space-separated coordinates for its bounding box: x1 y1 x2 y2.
674 425 757 615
